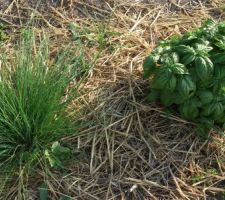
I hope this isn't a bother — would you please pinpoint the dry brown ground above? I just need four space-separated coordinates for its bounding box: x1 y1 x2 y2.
1 0 225 199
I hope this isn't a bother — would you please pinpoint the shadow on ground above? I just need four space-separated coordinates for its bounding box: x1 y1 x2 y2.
30 79 225 200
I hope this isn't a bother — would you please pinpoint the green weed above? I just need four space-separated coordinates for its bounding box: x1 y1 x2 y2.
69 21 120 52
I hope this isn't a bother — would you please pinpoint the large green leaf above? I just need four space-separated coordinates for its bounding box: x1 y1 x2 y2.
177 75 196 97
179 98 200 120
201 102 224 118
195 43 213 55
173 45 196 55
167 75 177 91
151 67 176 90
195 56 213 80
196 90 214 105
171 63 189 75
182 54 196 65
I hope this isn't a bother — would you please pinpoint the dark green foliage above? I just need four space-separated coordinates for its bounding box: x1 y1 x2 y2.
143 20 225 135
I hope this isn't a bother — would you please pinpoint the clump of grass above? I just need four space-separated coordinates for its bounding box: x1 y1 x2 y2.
0 29 88 188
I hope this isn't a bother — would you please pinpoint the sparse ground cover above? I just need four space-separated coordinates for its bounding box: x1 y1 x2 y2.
0 0 225 199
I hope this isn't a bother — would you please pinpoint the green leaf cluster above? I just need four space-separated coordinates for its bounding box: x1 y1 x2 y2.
144 20 225 135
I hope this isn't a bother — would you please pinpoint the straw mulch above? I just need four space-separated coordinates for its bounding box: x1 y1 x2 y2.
1 0 225 199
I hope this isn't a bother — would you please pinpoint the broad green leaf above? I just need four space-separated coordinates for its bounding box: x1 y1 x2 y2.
179 98 200 120
196 90 214 105
195 56 213 80
173 45 196 55
195 43 213 54
151 67 173 90
201 102 224 118
204 57 214 69
212 102 224 118
182 54 196 65
171 63 189 74
167 75 177 91
177 75 196 97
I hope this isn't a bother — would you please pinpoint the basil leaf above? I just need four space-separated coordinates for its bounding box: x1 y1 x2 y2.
195 56 213 80
179 98 200 120
151 67 169 89
182 54 196 65
174 45 196 55
171 63 189 75
196 90 214 105
177 75 196 97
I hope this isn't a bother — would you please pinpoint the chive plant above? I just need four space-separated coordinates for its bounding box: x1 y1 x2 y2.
0 30 88 180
